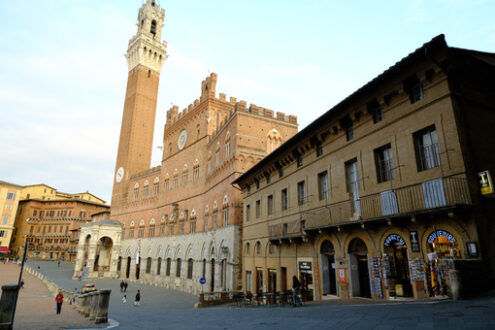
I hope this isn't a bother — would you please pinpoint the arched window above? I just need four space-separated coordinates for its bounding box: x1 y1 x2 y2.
256 242 261 255
187 258 194 279
176 258 182 277
150 20 157 36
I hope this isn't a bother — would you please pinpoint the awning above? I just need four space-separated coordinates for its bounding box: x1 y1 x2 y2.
0 247 11 254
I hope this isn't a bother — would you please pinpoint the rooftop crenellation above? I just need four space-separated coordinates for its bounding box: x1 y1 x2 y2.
164 73 298 129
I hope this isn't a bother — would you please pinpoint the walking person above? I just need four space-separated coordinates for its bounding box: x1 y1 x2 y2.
292 276 302 307
55 291 64 314
57 260 60 268
120 280 125 293
122 294 127 304
134 289 141 306
124 281 128 292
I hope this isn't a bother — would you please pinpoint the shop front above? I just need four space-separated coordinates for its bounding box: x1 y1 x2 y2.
298 261 314 301
382 233 412 298
424 228 461 297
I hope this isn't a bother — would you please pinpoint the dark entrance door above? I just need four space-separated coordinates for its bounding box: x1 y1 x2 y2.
320 240 337 295
281 267 287 291
135 259 140 280
357 256 371 298
256 268 263 293
126 257 131 278
348 238 371 298
210 259 215 292
268 269 277 293
300 271 314 301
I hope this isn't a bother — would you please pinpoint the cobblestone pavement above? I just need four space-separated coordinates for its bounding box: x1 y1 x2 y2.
24 260 495 329
0 262 94 330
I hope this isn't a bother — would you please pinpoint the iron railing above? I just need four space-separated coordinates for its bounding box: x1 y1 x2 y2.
269 177 471 239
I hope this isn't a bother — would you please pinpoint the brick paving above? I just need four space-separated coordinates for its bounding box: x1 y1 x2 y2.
0 262 94 330
8 260 495 329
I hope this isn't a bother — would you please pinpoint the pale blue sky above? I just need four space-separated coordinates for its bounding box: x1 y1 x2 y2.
0 0 494 202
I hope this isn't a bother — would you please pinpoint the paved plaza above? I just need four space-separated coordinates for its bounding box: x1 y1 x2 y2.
1 260 494 329
0 262 94 330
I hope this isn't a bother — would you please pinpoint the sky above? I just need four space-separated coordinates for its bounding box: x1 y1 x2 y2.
0 0 494 203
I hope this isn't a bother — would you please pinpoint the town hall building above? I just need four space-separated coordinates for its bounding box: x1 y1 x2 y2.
73 0 298 294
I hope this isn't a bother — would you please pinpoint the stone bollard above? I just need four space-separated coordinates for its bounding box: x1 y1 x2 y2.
89 292 99 321
0 285 19 330
449 269 462 300
80 294 90 317
75 295 84 313
95 289 111 324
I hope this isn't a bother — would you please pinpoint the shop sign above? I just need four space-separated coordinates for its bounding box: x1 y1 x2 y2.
298 261 312 271
427 230 456 244
339 269 346 282
409 231 420 252
479 170 494 195
384 234 406 247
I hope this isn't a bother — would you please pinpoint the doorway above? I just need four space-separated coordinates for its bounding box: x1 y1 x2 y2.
300 271 314 301
210 259 215 292
384 234 412 297
268 269 277 293
126 257 131 278
320 240 337 296
256 268 263 293
348 238 371 298
281 267 287 291
135 258 141 280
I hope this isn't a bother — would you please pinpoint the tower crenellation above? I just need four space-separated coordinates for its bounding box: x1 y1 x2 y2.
126 0 167 73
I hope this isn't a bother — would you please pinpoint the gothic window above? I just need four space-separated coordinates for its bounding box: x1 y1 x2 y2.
223 209 228 226
225 140 230 158
193 166 199 181
164 179 169 192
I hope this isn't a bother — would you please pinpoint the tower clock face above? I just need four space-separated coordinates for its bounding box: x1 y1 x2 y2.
178 130 188 150
115 167 124 183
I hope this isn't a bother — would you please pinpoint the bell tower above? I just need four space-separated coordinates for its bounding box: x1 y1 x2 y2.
111 0 167 209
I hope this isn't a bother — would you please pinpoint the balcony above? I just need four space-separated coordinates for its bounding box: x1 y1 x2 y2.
269 177 471 241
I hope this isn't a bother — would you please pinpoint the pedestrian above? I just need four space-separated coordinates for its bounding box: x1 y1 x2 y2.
20 279 24 289
134 290 141 306
292 275 302 307
37 265 40 270
124 281 128 292
57 260 60 268
122 294 127 304
55 291 64 314
120 280 125 293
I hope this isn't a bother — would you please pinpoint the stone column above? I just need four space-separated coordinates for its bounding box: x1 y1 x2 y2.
109 245 120 278
0 285 19 329
95 289 111 324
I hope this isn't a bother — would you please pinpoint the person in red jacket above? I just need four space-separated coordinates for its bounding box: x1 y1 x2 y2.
55 291 64 314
